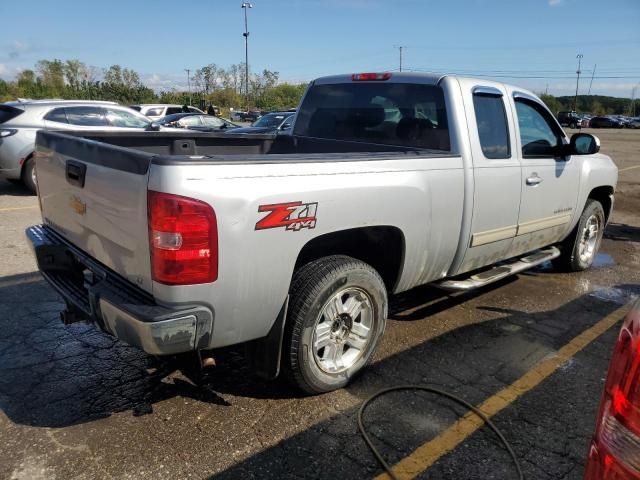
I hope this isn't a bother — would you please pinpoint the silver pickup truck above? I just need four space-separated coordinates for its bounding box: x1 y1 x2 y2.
27 72 617 394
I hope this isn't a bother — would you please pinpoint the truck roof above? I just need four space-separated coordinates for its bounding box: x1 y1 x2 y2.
312 71 541 105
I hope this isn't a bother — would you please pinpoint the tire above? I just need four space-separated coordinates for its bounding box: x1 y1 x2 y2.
553 199 605 272
569 122 577 129
283 255 387 394
21 156 37 194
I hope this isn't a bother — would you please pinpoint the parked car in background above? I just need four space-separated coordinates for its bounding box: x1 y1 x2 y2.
0 100 159 193
584 298 640 480
130 104 204 120
589 116 625 128
627 117 640 129
156 113 239 132
238 110 263 122
557 111 582 129
580 115 592 128
229 111 295 134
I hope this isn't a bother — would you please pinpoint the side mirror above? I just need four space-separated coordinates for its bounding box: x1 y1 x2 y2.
570 133 600 155
280 122 292 130
146 122 161 132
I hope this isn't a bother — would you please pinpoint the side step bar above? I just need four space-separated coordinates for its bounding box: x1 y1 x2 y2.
436 246 561 292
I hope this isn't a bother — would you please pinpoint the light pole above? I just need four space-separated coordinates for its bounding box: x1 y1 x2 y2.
242 2 253 109
185 68 191 106
394 45 406 72
572 54 583 112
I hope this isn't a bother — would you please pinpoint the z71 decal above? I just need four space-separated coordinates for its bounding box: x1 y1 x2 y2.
255 201 318 231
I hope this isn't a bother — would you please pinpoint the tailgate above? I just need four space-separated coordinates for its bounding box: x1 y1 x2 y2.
35 131 154 294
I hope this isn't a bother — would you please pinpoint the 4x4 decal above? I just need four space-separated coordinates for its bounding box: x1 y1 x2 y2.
255 201 318 231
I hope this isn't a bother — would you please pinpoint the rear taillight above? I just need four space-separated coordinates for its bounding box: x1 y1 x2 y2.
148 191 218 285
585 301 640 479
351 72 392 81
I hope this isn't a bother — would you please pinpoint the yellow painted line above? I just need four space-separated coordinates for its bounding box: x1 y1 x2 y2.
0 205 38 212
619 165 640 173
375 301 633 480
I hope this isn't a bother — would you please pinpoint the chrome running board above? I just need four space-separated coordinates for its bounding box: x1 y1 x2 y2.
436 246 561 292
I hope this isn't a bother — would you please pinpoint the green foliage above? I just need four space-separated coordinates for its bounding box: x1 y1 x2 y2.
539 93 634 115
2 58 308 110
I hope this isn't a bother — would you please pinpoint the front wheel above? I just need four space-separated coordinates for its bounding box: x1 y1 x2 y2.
553 199 605 272
283 255 387 394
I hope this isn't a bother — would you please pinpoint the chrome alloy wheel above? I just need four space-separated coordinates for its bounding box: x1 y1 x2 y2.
312 287 374 374
578 214 601 264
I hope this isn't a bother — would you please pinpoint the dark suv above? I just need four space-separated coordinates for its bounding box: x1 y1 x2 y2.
557 111 582 129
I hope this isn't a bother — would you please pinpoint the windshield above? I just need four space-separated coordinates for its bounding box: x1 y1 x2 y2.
253 113 290 128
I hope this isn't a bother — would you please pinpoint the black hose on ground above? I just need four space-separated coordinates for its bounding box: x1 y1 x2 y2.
357 385 524 480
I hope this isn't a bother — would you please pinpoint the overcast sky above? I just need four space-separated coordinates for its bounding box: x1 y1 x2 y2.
1 0 639 97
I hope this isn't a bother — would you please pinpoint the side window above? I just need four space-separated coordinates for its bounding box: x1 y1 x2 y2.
44 108 68 124
165 107 182 115
473 93 510 159
515 99 562 157
145 107 164 117
187 107 200 113
65 107 109 127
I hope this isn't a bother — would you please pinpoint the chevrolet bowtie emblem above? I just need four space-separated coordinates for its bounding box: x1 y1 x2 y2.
69 195 86 215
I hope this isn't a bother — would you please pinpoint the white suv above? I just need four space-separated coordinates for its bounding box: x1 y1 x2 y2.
129 104 204 120
0 100 158 193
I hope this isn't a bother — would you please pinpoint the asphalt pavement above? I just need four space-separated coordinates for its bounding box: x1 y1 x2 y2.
0 129 639 479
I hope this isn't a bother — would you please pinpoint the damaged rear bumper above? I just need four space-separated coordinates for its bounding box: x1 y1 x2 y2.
26 224 213 355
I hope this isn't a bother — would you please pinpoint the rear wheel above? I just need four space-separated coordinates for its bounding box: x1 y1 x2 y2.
21 156 37 194
283 255 387 394
553 199 605 272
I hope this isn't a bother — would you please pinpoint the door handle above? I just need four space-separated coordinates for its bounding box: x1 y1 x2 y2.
526 174 542 186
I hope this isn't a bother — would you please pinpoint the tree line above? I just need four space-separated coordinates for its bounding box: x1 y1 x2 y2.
0 58 636 116
0 59 307 112
539 93 637 116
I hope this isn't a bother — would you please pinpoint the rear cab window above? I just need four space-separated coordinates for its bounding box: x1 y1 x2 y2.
294 82 450 151
472 89 510 159
165 107 183 115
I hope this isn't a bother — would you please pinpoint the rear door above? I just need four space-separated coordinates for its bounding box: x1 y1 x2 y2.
456 81 522 273
507 92 580 257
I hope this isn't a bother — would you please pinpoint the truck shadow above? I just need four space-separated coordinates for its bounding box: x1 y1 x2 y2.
0 179 33 197
0 269 637 435
604 222 640 243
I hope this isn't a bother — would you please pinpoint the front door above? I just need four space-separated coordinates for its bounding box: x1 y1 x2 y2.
508 92 580 257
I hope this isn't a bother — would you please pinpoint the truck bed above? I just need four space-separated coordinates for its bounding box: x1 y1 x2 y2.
38 130 453 167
